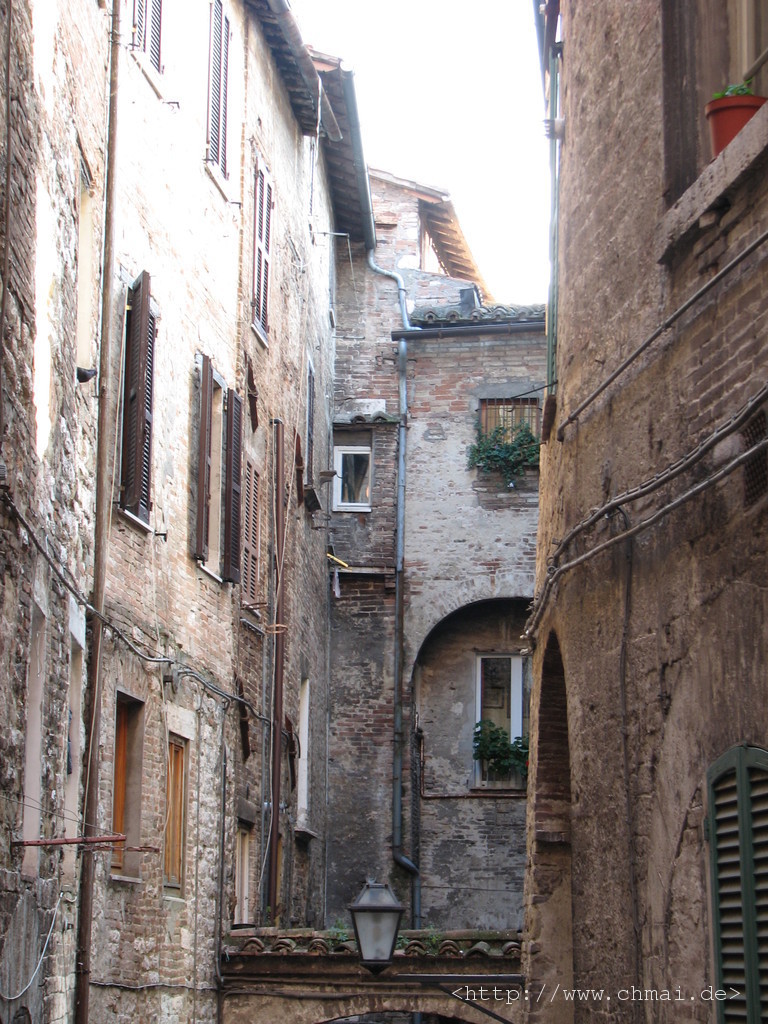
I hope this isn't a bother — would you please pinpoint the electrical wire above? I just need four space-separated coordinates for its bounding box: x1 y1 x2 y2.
525 432 768 638
0 892 62 1002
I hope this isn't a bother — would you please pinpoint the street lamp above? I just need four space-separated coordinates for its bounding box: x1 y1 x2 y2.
349 880 404 973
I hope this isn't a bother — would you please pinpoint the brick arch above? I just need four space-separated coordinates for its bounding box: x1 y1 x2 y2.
524 630 574 1024
533 631 571 841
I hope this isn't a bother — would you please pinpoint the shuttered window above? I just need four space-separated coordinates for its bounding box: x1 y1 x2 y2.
164 736 186 891
133 0 162 73
207 0 229 176
195 355 243 582
242 459 260 605
306 364 315 482
252 161 273 336
121 271 156 524
708 746 768 1023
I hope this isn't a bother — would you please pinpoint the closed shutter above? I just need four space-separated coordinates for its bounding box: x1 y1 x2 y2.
133 0 145 51
223 388 242 583
149 0 162 72
164 737 186 890
242 459 260 604
195 355 213 561
294 432 304 505
709 747 768 1024
121 271 155 523
306 364 315 481
208 1 228 175
749 766 768 1018
253 163 272 332
112 702 128 873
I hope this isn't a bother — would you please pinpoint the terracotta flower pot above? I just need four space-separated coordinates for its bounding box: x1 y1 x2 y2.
705 94 767 157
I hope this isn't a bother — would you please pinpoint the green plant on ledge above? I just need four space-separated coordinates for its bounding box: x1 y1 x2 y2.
473 720 529 780
712 79 754 99
467 422 540 487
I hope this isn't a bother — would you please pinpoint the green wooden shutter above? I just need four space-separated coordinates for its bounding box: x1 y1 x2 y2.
222 388 242 583
195 355 213 561
709 746 768 1023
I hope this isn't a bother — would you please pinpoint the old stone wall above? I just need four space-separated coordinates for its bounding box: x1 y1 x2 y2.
527 1 768 1020
0 0 106 1020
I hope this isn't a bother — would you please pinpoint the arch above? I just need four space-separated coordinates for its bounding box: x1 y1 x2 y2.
524 631 573 1024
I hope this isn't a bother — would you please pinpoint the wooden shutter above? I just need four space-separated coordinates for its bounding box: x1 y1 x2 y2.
112 701 128 873
306 364 315 481
121 271 154 523
133 0 145 51
164 737 186 889
208 1 228 175
294 432 304 506
253 164 272 332
149 0 162 72
195 355 213 561
709 747 768 1024
242 459 260 604
222 388 242 583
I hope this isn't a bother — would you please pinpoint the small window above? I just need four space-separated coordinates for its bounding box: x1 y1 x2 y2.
207 0 230 177
195 355 243 582
164 735 187 892
708 745 768 1023
120 271 156 525
112 694 144 878
306 362 315 483
132 0 163 73
252 159 273 338
242 458 261 606
474 655 528 788
742 410 768 507
333 446 372 511
480 397 541 438
235 826 251 924
297 678 310 827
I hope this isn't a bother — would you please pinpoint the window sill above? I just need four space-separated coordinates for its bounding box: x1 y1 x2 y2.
250 320 269 350
205 160 235 204
117 506 153 535
332 505 372 514
109 872 142 885
197 561 224 585
129 49 166 101
657 100 768 265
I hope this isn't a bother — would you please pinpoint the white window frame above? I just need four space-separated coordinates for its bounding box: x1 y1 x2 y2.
474 654 524 787
332 445 372 512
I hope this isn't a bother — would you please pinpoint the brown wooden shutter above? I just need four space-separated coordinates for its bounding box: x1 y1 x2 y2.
242 459 259 603
223 388 242 583
121 271 154 523
164 737 185 889
195 355 213 561
253 165 271 331
133 0 145 51
306 364 315 481
149 0 162 72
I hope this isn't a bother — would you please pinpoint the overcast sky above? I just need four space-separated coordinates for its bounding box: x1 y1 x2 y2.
290 0 551 305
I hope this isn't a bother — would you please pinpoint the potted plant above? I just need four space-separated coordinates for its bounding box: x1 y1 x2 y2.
705 80 767 158
466 421 540 488
473 720 529 784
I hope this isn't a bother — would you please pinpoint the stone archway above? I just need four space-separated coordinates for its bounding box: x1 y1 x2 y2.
523 631 573 1024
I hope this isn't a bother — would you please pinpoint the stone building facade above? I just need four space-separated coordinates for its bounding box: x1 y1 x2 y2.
0 0 107 1019
327 168 546 935
526 3 768 1022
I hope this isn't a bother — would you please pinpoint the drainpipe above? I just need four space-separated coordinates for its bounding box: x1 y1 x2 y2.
267 418 285 916
75 0 120 1019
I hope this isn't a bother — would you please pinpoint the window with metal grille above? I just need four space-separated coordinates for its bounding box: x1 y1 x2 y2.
742 410 768 507
480 397 541 438
207 0 229 176
195 355 243 582
120 271 156 525
708 745 768 1023
132 0 162 73
252 159 273 338
242 458 260 606
164 735 187 892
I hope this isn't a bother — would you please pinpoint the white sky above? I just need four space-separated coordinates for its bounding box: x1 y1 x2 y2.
291 0 552 305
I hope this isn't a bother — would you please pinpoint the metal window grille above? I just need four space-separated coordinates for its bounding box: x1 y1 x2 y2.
742 411 768 507
480 397 541 438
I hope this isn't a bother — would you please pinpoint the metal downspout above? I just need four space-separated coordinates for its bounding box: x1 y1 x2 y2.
75 0 120 1018
267 418 285 915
